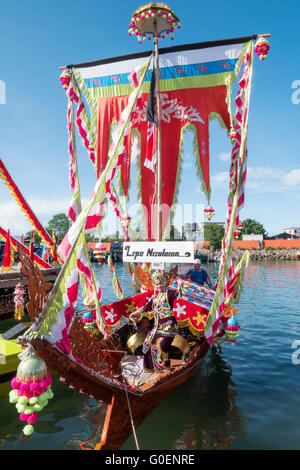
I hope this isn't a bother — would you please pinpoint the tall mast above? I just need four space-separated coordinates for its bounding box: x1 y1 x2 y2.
153 21 162 242
129 3 180 243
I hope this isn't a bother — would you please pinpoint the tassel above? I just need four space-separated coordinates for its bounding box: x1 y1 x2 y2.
9 345 53 436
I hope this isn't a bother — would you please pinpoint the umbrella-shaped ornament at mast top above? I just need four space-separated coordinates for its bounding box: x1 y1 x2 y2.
129 3 181 241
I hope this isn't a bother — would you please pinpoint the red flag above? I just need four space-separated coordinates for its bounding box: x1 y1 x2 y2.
2 230 14 271
43 247 51 261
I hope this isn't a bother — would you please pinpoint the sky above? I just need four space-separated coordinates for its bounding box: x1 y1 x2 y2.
0 0 299 239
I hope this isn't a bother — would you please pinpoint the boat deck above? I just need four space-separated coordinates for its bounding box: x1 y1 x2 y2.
120 353 185 392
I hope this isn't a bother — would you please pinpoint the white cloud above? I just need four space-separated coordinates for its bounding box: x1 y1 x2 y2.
0 196 89 235
211 166 300 194
218 152 231 162
211 171 229 187
247 166 284 180
182 153 193 169
182 161 193 169
281 169 300 187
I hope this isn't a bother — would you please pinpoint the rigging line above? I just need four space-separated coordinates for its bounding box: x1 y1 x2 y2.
121 369 140 450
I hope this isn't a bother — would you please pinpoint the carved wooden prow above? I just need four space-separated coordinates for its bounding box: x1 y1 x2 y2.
17 245 53 322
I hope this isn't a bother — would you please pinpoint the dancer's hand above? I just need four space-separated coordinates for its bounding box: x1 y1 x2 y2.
129 309 140 322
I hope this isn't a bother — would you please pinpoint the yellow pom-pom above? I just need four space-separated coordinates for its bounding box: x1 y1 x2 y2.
23 424 34 436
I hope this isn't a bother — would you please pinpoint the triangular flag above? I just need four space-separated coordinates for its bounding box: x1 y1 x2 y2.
2 230 14 271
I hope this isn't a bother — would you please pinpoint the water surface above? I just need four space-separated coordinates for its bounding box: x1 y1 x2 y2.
1 261 300 450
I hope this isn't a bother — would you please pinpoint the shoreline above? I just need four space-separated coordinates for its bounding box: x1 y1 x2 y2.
198 248 300 263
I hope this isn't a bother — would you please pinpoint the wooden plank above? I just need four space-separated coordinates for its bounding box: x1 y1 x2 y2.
94 394 115 450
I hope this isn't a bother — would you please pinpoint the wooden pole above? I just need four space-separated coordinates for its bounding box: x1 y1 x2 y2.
154 22 162 242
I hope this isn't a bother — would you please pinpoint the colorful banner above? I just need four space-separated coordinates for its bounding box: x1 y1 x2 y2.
205 43 254 344
29 227 106 354
100 290 154 333
58 56 152 262
73 41 249 238
0 159 56 249
0 226 53 269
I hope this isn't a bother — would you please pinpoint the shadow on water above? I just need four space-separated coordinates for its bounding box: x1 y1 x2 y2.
122 346 246 450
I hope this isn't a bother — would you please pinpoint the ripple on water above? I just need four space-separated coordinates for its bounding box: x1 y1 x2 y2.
1 260 300 450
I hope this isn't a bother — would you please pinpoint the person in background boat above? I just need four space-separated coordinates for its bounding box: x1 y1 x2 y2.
129 270 183 372
185 259 213 289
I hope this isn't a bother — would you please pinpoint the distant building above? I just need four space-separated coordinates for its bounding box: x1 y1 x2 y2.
182 221 225 241
268 232 300 240
242 234 263 241
283 227 300 237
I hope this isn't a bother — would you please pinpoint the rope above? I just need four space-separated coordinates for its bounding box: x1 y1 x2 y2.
121 369 140 450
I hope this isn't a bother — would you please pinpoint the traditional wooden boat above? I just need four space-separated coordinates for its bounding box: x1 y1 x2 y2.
14 2 270 450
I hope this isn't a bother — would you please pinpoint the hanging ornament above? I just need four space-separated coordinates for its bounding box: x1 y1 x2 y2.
59 69 72 89
225 316 240 344
81 311 96 332
204 206 215 221
93 243 106 263
9 345 53 436
81 311 101 338
13 283 25 321
129 3 180 44
234 222 243 239
229 127 238 141
254 37 270 61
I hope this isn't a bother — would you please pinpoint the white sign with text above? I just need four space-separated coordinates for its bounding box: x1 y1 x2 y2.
123 241 194 264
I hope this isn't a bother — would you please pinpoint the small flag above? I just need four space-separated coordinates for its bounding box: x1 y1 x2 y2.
2 230 14 271
146 68 157 124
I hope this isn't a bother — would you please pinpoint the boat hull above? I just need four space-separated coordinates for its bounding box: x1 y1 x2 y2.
26 333 209 450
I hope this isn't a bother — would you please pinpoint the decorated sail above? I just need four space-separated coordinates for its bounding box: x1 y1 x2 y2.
71 38 251 238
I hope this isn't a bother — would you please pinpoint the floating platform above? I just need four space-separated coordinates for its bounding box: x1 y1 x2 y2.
0 321 31 394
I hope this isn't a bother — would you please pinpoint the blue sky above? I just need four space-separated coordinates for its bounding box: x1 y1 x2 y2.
0 0 299 238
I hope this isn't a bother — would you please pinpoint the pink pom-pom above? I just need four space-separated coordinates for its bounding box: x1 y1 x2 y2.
25 390 33 399
19 413 28 422
30 382 39 392
19 383 29 394
39 379 48 389
11 377 21 390
27 413 38 425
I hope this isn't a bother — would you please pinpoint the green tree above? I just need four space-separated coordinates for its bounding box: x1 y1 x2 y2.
46 213 70 243
204 223 225 250
241 218 268 239
25 230 42 245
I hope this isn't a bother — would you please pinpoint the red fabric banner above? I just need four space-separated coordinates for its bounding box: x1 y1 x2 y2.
96 86 230 239
100 290 154 332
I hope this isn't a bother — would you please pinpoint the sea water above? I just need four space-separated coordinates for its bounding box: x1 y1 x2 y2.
0 261 300 450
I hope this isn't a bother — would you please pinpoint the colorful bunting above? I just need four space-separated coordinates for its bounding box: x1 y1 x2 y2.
0 159 56 251
204 42 254 344
0 226 53 270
